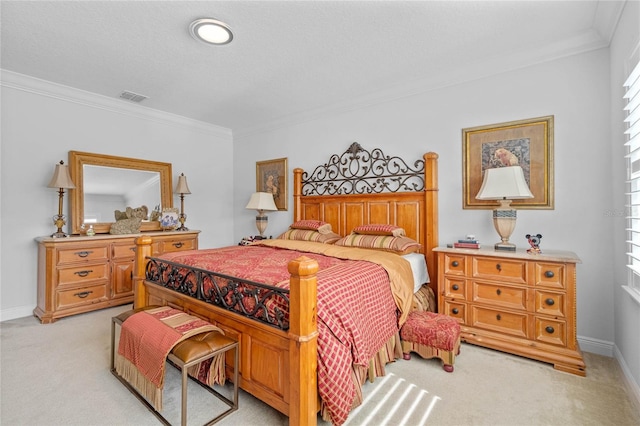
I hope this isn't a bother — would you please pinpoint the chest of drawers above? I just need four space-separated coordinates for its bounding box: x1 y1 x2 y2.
35 230 199 323
434 247 586 376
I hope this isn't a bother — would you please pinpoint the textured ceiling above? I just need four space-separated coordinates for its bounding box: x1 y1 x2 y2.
0 1 625 134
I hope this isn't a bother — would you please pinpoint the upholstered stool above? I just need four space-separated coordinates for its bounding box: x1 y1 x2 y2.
110 306 239 425
400 310 461 373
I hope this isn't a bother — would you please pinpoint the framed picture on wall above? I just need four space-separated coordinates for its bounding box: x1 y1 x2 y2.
462 115 554 209
256 157 288 211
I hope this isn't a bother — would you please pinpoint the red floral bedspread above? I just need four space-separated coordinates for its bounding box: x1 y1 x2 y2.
160 244 400 425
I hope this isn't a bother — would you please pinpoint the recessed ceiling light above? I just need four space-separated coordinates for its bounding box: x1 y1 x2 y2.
189 18 233 45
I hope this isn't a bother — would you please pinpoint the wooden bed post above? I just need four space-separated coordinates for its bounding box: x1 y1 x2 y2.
424 152 439 297
287 256 319 426
133 235 153 309
293 168 303 222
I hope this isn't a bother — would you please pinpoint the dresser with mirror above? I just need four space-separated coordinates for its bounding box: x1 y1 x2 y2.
34 152 199 323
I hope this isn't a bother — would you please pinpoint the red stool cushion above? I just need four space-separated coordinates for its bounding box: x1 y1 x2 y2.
400 311 460 352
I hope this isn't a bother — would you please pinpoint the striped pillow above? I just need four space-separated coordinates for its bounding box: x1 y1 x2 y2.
335 234 421 254
290 220 333 234
353 224 406 237
277 229 341 244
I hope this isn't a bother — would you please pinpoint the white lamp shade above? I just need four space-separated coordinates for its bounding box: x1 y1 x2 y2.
175 173 191 194
246 192 278 211
476 166 533 200
47 161 76 189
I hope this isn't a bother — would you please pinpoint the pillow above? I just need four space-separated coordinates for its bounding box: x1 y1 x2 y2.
277 229 341 244
352 224 406 237
335 234 421 254
290 220 333 234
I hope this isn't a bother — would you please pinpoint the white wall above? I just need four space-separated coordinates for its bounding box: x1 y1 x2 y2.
0 71 235 320
610 0 640 402
234 49 614 353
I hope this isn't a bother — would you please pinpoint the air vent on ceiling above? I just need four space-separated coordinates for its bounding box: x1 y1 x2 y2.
119 90 148 103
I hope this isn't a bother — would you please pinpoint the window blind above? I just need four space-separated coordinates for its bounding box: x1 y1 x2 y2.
624 60 640 297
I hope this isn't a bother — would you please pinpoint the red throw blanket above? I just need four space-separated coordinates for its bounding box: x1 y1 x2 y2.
160 242 408 425
115 306 222 410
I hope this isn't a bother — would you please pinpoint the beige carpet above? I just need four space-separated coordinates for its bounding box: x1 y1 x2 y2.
1 304 638 426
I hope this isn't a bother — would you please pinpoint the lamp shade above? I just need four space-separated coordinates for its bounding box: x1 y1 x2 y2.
175 173 191 194
47 161 76 189
245 192 278 211
476 166 533 200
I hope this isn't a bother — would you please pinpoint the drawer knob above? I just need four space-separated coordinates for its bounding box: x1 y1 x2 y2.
74 270 93 277
545 298 555 306
544 271 555 278
496 263 502 272
545 326 555 334
496 289 502 296
74 291 93 299
75 250 93 258
496 314 501 321
452 284 459 291
173 242 184 248
452 308 459 315
451 261 459 267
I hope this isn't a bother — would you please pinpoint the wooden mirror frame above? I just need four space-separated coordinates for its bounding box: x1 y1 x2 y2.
69 151 173 234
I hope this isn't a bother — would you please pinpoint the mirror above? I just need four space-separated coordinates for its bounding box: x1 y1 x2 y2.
69 151 173 234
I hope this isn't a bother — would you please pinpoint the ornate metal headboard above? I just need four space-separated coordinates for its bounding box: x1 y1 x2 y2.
301 142 425 195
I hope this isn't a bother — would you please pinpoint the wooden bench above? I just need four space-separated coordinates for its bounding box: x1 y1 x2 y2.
110 307 239 425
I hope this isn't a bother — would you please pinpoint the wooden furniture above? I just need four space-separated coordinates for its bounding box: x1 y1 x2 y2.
434 246 586 376
35 230 199 324
133 144 439 425
68 151 174 235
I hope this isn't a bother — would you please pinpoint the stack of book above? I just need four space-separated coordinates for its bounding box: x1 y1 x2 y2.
453 238 481 249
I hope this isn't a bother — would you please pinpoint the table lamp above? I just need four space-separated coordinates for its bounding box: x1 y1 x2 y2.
245 192 278 237
475 166 533 251
175 173 191 231
48 160 76 238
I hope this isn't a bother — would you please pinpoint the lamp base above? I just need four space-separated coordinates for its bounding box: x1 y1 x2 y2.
494 242 516 251
51 232 70 238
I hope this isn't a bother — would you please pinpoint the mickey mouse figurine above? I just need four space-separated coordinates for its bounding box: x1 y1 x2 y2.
526 234 542 254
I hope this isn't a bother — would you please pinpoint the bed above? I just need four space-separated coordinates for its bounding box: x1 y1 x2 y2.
132 143 439 425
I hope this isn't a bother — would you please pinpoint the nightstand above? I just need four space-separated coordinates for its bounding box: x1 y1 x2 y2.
434 246 586 376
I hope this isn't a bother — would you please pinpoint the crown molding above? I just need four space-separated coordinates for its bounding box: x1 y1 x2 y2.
0 69 232 139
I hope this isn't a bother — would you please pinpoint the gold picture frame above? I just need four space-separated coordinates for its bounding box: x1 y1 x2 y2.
463 115 554 209
256 157 288 211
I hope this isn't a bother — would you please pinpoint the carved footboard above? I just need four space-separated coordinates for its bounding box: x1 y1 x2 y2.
133 236 319 425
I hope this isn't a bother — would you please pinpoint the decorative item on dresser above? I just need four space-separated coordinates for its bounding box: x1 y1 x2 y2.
34 230 199 324
434 246 586 376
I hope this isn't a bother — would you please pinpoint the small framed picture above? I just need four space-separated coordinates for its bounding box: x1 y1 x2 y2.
160 207 179 231
256 157 288 211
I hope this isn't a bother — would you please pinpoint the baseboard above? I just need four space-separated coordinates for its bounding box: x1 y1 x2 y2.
0 305 35 323
578 335 614 357
614 345 640 414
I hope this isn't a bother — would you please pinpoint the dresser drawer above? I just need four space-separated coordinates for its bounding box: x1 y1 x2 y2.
472 281 527 311
441 300 466 323
442 277 466 300
57 246 108 265
472 257 527 284
534 317 567 347
470 306 527 338
159 238 197 253
112 243 136 260
58 264 109 286
535 290 565 317
534 263 565 289
56 283 108 310
442 253 466 276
